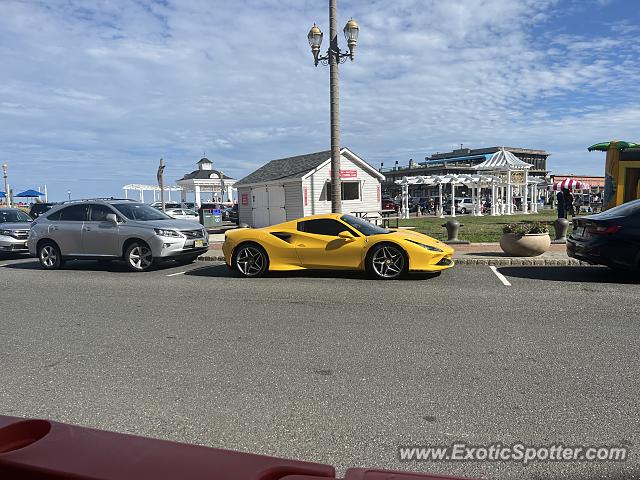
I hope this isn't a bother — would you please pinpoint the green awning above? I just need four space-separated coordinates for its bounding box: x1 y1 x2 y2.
588 141 640 152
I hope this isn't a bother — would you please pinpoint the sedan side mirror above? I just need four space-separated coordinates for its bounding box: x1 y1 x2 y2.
106 213 118 225
338 230 355 241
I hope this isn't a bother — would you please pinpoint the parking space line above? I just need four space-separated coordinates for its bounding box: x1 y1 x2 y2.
490 266 511 286
166 271 187 277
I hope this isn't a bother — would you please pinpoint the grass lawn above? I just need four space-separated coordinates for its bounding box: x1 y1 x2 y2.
399 211 571 243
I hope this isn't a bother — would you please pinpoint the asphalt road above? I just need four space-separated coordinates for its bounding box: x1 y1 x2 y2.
1 254 639 479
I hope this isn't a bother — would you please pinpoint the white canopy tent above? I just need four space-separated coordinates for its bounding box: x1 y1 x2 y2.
122 184 183 203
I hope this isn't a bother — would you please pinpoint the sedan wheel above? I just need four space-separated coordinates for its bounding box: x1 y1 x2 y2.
38 243 63 270
126 243 153 272
369 244 406 280
234 244 268 278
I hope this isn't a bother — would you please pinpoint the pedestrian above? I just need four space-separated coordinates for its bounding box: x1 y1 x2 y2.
564 188 575 218
556 189 566 219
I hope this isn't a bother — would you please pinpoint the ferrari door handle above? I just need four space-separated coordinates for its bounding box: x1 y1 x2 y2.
297 244 305 247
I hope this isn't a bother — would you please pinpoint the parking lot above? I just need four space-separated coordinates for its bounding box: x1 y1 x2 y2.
1 255 639 479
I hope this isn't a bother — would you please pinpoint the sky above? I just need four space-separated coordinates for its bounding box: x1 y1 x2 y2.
1 0 639 200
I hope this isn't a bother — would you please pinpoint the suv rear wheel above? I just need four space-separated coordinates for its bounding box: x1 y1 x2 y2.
125 242 153 272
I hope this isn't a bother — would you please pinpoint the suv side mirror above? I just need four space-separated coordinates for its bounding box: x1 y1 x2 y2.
106 213 118 225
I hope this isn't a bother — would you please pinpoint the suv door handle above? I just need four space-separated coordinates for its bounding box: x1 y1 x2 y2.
83 227 91 231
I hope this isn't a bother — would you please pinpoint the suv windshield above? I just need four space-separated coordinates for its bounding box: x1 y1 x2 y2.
341 214 390 236
0 209 32 223
113 203 171 221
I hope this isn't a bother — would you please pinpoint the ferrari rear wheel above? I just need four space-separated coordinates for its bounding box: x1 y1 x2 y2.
233 244 269 278
368 244 407 280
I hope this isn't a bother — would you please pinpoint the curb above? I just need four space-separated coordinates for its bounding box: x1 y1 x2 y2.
453 257 590 266
198 255 226 262
197 253 591 267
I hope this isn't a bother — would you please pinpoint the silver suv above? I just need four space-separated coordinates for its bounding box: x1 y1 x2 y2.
29 199 209 271
0 208 32 254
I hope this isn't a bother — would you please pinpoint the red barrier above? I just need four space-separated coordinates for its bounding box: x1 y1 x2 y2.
0 415 477 480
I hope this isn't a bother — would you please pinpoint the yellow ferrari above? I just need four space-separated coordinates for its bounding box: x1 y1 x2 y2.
223 213 454 279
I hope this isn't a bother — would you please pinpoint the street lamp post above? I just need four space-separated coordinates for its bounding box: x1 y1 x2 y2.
1 163 9 208
308 2 359 213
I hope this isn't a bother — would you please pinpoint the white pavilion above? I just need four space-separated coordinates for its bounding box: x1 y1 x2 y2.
396 149 545 218
176 157 236 207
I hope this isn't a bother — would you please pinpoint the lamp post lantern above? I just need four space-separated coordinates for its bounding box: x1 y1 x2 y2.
308 2 359 213
2 163 9 208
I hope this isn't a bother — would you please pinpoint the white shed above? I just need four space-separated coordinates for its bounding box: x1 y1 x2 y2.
235 148 385 228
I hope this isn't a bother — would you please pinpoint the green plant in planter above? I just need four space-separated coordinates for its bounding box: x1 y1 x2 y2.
502 222 549 235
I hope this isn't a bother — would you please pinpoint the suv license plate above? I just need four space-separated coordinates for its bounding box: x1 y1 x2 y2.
195 240 203 248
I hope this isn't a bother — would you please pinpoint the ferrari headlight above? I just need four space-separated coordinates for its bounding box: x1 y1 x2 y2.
154 228 183 238
406 239 443 252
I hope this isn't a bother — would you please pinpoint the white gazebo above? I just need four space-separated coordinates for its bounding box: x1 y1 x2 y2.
475 148 532 214
176 157 236 207
122 184 183 203
397 173 505 218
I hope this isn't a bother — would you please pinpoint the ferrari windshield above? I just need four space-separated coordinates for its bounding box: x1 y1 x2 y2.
0 209 32 223
341 214 390 236
112 203 171 221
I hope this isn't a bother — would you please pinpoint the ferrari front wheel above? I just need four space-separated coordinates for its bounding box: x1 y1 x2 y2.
368 244 407 280
233 243 269 278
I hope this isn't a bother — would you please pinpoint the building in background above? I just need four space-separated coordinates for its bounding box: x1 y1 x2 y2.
381 146 550 199
235 148 384 228
176 157 236 207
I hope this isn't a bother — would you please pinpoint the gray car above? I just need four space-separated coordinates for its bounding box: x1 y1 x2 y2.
28 199 209 271
0 208 32 254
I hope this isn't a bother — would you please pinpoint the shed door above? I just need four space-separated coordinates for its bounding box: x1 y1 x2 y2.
251 186 286 227
251 187 269 228
267 186 286 225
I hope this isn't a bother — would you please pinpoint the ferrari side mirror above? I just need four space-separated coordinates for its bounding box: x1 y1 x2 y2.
338 231 355 240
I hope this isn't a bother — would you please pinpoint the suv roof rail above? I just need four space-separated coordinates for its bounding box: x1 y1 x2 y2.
61 197 137 204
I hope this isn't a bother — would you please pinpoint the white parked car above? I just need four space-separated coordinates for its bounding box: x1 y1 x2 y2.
165 208 200 222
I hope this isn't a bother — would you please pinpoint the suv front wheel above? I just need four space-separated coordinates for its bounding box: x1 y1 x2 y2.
125 242 154 272
38 242 64 270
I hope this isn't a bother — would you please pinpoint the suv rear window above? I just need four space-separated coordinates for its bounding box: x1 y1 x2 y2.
49 204 88 221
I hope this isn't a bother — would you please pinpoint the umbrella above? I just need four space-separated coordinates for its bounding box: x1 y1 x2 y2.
15 189 44 197
588 141 640 152
547 179 590 191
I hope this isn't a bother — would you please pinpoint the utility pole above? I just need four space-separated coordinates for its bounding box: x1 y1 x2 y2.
1 163 8 208
328 0 341 213
157 158 166 212
308 3 359 214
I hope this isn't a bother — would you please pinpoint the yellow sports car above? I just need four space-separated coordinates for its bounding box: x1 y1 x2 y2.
223 213 454 279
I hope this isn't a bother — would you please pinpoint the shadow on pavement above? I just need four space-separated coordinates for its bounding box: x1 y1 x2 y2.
499 266 640 284
186 263 441 281
3 259 184 273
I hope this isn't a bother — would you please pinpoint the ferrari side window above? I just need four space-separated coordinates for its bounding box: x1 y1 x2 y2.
297 219 355 237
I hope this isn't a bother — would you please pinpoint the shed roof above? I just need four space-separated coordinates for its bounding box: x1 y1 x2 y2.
235 148 384 187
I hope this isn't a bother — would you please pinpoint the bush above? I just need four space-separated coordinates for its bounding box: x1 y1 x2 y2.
502 222 549 235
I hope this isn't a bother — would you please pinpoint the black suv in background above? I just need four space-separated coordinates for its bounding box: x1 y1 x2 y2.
29 202 59 219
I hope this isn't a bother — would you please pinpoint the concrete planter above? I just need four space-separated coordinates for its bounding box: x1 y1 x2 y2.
499 233 551 257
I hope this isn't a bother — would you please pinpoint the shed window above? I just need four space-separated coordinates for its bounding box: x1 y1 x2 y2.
325 181 360 201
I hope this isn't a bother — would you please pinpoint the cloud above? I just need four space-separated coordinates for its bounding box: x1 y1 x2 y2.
0 0 638 198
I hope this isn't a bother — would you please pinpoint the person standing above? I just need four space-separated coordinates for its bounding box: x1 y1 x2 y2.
556 189 566 219
564 188 575 219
